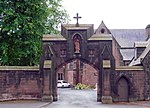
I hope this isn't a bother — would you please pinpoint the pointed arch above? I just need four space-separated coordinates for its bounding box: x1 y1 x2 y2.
56 58 100 88
72 32 83 40
55 58 99 71
72 33 83 53
115 75 131 102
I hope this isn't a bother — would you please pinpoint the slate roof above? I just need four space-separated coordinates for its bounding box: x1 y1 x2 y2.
129 41 150 66
109 29 148 62
120 49 134 61
110 29 147 47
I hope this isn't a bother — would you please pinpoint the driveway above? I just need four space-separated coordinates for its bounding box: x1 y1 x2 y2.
0 88 150 108
42 88 150 108
0 101 48 108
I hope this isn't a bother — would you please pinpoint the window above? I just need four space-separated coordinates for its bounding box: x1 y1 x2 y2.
101 28 105 33
58 73 63 80
60 49 66 57
88 49 95 57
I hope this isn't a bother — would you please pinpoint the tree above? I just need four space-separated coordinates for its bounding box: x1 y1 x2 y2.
0 0 68 66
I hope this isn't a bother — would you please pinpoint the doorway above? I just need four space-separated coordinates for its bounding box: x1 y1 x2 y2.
118 77 129 101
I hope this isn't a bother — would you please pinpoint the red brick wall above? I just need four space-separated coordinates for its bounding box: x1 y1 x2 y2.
57 63 98 86
82 64 98 86
131 71 145 100
0 67 41 100
67 71 74 85
112 37 123 66
114 69 145 101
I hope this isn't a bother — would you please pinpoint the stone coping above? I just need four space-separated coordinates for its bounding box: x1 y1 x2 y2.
116 66 144 71
134 41 148 47
62 24 93 30
43 35 66 41
88 34 112 41
0 66 39 71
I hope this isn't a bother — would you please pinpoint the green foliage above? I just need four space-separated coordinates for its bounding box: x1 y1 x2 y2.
75 83 95 90
45 0 69 34
0 0 68 66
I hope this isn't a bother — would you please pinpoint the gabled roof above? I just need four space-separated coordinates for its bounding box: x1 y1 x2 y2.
129 41 150 66
110 29 147 47
95 21 111 34
110 29 148 62
95 22 148 61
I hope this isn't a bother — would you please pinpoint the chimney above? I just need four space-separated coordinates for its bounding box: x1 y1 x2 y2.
146 24 150 40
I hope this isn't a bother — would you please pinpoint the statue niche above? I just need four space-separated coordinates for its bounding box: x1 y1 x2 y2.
73 34 81 53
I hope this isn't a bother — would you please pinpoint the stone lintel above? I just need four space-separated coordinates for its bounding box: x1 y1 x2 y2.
88 34 112 41
43 35 66 41
115 66 144 71
0 66 39 71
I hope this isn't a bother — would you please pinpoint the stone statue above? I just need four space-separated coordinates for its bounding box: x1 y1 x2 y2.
74 38 80 53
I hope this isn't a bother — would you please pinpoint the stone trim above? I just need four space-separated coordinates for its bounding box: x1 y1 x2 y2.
134 41 148 47
116 66 144 71
0 66 39 71
88 34 112 41
103 60 111 68
44 60 52 68
43 35 66 41
62 24 93 30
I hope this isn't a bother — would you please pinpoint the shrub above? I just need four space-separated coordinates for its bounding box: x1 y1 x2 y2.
74 83 95 90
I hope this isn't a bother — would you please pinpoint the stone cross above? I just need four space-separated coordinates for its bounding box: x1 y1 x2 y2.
73 13 82 27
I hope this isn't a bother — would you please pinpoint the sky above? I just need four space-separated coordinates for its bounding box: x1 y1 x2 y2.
62 0 150 29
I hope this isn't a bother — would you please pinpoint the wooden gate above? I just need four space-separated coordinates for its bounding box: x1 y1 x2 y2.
118 77 129 101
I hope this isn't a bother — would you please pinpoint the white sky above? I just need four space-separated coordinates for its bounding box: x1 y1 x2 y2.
62 0 150 29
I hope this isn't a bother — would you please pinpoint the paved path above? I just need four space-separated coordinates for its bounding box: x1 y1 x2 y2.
43 88 150 108
0 101 48 108
1 88 150 108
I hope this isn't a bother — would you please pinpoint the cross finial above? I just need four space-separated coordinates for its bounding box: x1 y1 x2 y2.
73 13 82 27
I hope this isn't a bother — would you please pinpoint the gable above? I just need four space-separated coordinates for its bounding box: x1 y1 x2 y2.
95 21 111 34
129 41 150 66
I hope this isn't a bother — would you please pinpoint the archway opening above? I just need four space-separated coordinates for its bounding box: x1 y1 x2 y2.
57 59 98 88
56 59 99 102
